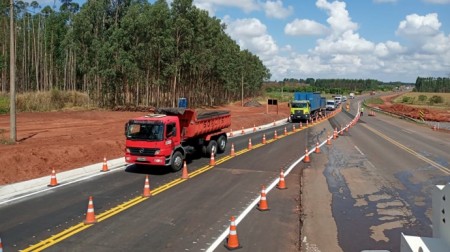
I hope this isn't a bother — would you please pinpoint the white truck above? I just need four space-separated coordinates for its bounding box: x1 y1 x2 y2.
349 93 355 99
326 99 336 110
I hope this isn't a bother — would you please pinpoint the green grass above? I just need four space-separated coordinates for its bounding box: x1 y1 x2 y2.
365 97 384 105
0 94 9 114
393 92 450 108
0 90 93 114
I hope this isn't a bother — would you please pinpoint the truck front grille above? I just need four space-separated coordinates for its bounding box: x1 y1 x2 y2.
294 110 304 115
128 147 159 156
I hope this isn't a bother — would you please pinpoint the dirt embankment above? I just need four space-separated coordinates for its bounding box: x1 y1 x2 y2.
369 93 450 122
0 101 290 185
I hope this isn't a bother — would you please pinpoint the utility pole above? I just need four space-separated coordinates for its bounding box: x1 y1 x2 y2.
10 0 16 142
241 73 244 107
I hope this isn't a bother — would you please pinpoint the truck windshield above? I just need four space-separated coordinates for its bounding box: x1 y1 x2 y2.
126 123 164 141
291 102 308 108
327 101 335 105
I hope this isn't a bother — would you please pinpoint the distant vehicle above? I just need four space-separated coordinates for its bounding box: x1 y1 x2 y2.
349 93 355 99
124 108 231 171
342 96 347 102
289 92 326 122
326 100 336 110
370 91 376 95
334 95 342 105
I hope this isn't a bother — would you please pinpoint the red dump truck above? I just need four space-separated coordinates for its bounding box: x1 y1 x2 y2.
124 108 231 171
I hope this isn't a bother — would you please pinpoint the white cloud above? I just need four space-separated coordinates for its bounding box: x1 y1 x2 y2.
422 0 450 4
223 17 278 59
263 0 294 19
194 0 259 13
316 0 358 37
396 13 441 37
374 41 406 58
284 19 328 36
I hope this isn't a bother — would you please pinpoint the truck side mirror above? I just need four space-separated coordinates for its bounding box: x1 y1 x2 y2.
288 103 290 108
124 123 129 136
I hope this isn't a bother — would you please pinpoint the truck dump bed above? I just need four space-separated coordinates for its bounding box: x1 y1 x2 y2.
155 108 231 139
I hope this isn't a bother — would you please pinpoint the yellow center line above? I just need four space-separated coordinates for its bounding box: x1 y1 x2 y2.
22 112 340 251
361 124 450 175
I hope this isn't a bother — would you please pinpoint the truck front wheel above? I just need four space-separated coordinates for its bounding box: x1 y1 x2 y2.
217 135 227 153
170 151 184 172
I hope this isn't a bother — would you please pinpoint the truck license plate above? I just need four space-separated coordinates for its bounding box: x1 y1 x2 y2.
137 157 147 161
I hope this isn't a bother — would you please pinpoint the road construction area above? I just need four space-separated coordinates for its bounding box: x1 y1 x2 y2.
1 98 450 251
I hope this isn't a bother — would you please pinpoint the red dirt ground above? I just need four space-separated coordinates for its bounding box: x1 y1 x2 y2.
369 93 450 122
0 102 290 185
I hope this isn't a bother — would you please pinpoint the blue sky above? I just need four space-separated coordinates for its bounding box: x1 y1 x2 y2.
35 0 450 83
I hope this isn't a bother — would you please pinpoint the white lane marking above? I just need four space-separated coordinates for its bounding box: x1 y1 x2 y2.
367 161 376 169
354 145 365 156
303 236 307 243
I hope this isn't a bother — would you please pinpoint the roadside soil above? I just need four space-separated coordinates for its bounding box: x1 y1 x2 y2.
368 93 450 122
0 101 290 185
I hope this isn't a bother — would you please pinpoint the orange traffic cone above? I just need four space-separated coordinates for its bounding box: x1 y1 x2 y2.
274 130 278 139
306 120 309 127
229 129 234 137
209 152 215 166
224 216 242 250
293 124 296 131
248 138 252 150
273 120 276 126
304 149 310 163
299 122 302 129
142 175 152 197
315 142 321 154
182 161 189 179
334 127 338 139
262 134 266 144
253 124 257 132
101 157 109 172
230 143 236 157
257 185 270 211
0 236 3 252
284 127 287 135
277 169 287 190
327 133 332 145
345 125 349 132
241 127 245 135
48 169 59 187
340 126 344 136
84 196 97 224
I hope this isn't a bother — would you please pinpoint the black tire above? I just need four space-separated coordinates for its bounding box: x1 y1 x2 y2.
217 135 227 153
206 140 218 156
170 151 184 172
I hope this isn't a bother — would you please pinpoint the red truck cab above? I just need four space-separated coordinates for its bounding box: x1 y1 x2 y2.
124 108 230 171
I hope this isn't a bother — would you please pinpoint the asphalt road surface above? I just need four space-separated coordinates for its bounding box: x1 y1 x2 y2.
1 100 448 252
0 118 315 251
301 99 450 252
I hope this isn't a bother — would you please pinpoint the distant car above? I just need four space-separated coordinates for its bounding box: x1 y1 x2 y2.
326 100 336 110
349 93 355 99
334 96 342 105
342 96 347 102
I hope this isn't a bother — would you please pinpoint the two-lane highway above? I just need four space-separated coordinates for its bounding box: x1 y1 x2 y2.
1 117 329 251
301 97 450 251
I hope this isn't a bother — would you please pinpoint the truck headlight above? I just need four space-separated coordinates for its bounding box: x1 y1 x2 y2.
154 150 160 155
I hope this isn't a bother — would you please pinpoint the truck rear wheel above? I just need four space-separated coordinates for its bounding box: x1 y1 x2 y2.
170 151 183 172
217 135 227 153
206 140 218 156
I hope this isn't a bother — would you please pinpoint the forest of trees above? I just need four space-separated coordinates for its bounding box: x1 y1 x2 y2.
414 77 450 92
0 0 270 108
